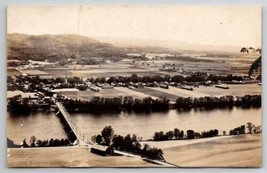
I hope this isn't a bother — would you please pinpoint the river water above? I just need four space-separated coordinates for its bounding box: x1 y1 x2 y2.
7 107 261 144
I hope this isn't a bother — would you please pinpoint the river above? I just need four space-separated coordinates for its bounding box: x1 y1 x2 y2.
7 107 261 144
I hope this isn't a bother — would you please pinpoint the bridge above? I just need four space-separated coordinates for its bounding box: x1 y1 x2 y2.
52 99 177 167
54 101 88 146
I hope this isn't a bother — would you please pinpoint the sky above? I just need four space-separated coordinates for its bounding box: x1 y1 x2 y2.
7 5 261 48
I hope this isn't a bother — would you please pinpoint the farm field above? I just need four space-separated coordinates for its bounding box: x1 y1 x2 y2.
59 87 153 101
194 83 261 97
42 69 72 78
7 147 155 167
59 83 261 102
148 134 261 167
20 69 49 76
7 68 22 76
35 52 260 79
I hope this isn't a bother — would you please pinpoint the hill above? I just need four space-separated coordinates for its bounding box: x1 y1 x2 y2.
7 34 127 62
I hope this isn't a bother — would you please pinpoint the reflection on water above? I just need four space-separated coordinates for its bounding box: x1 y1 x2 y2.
7 107 261 143
7 112 68 144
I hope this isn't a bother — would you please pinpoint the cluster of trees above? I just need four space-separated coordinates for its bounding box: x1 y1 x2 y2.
229 125 246 136
7 138 20 148
154 129 183 141
229 122 262 135
21 136 71 148
176 96 234 110
235 95 261 108
8 95 53 114
92 126 164 161
62 96 170 113
206 74 243 83
8 95 32 114
153 128 218 141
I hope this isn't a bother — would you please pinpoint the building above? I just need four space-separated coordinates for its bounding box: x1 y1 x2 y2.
91 145 114 156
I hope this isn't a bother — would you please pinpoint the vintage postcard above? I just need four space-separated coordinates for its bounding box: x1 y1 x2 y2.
7 5 261 167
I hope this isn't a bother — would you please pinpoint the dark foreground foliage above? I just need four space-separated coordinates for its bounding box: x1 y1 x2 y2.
92 126 164 161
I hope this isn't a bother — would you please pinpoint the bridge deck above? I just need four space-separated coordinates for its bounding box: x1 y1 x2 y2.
55 101 87 145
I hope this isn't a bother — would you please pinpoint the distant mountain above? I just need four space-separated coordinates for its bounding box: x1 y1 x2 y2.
95 37 242 53
7 34 127 62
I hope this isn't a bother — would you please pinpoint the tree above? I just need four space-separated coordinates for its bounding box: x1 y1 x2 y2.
240 125 245 134
179 130 184 139
153 132 161 141
95 134 103 144
101 126 114 145
223 131 226 136
247 122 253 134
213 129 219 136
91 135 96 143
174 128 180 139
186 130 195 139
22 139 29 148
166 131 174 140
30 136 36 147
112 135 124 150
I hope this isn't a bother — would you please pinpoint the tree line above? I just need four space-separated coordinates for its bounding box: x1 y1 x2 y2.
175 95 261 110
92 126 164 161
8 94 261 115
62 95 261 114
153 128 219 141
88 73 244 84
21 136 72 148
152 122 262 142
62 96 170 113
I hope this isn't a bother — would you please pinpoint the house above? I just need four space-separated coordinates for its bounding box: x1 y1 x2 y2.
91 145 114 156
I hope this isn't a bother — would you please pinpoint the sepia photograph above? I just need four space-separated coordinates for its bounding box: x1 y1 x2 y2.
6 5 262 167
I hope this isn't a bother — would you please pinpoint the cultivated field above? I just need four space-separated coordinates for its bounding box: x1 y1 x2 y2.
7 147 155 167
20 69 49 76
194 83 261 97
143 134 261 167
59 83 260 102
7 68 22 76
36 52 260 78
